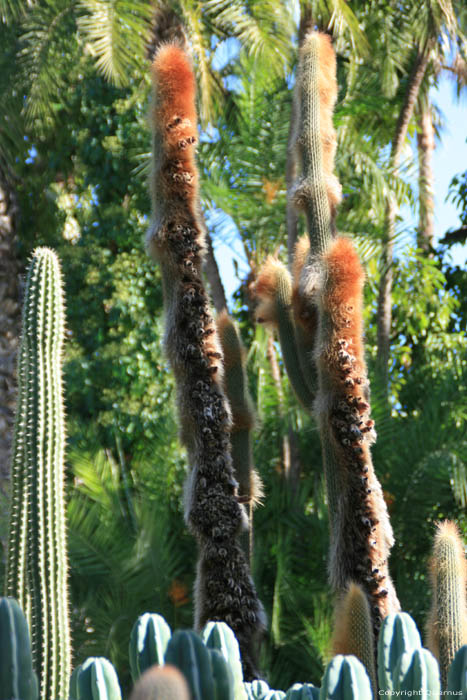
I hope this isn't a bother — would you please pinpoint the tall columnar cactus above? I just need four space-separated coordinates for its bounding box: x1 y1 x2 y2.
331 583 377 694
216 312 263 559
427 521 467 686
285 32 400 634
5 247 71 700
146 43 265 678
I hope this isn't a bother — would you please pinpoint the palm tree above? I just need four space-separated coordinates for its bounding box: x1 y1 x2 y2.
375 0 464 395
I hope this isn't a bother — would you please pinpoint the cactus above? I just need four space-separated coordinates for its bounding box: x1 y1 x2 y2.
285 683 320 699
216 312 263 560
319 655 372 700
0 596 38 700
245 679 271 699
208 648 235 700
130 665 190 700
146 42 265 678
165 629 215 700
287 32 399 635
378 612 422 691
331 583 377 694
129 613 172 682
202 620 247 700
70 657 122 700
393 648 440 697
427 521 467 686
447 644 467 698
263 692 286 699
254 257 315 409
5 247 71 700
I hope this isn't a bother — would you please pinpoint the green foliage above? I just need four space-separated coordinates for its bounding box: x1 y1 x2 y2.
0 597 38 700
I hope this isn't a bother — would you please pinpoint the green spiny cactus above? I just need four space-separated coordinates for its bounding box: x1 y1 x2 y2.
202 620 247 700
319 655 372 700
0 596 38 700
208 648 235 700
129 665 190 700
254 257 315 409
165 629 215 700
70 657 122 700
216 312 262 559
5 247 71 700
447 644 467 697
427 521 467 686
393 648 440 698
129 612 172 682
331 583 377 694
285 682 320 699
378 612 422 691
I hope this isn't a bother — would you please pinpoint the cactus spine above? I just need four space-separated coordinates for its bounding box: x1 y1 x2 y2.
5 247 71 700
331 583 377 694
146 42 265 679
427 521 467 686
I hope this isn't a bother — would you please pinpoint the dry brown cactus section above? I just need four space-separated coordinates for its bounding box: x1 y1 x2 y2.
146 44 265 679
314 237 400 635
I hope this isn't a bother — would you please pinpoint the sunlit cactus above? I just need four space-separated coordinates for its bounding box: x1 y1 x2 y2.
427 521 467 686
146 42 265 678
5 247 71 700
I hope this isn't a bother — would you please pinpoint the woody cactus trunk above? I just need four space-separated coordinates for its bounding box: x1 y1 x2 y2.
146 43 265 679
255 32 400 640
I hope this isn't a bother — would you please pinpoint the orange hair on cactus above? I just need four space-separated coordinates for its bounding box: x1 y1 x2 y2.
253 256 287 326
315 236 399 632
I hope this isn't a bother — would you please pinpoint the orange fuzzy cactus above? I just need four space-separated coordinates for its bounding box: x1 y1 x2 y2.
315 237 399 633
147 44 266 679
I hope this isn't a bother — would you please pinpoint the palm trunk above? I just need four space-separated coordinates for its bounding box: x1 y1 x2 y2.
377 49 431 393
0 167 21 499
417 105 435 251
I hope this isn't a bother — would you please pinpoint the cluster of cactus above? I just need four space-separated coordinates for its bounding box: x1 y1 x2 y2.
1 598 466 699
2 17 466 700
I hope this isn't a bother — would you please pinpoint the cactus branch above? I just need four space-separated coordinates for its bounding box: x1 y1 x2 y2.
146 43 265 679
5 247 71 700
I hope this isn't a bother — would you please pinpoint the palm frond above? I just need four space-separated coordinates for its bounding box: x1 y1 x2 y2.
78 0 151 85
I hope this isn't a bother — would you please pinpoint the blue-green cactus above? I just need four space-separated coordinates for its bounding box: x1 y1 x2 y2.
263 692 286 700
165 629 215 700
129 613 172 681
378 612 422 691
0 597 38 700
5 248 71 700
285 683 320 699
244 679 271 699
202 620 246 699
209 648 235 700
447 645 467 698
393 648 440 697
70 657 122 700
319 655 372 700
